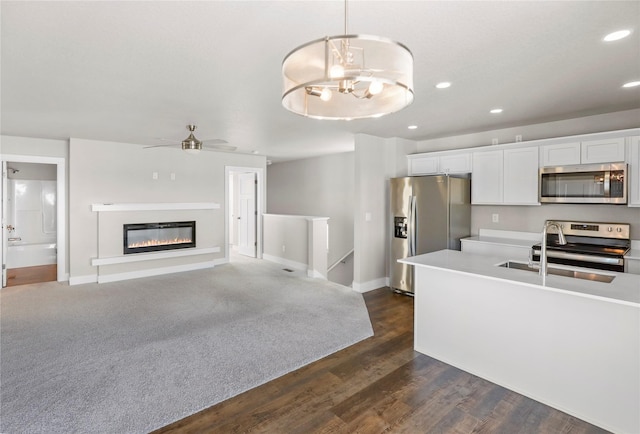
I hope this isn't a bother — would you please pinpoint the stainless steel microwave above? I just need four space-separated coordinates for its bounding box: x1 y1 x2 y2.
539 163 627 204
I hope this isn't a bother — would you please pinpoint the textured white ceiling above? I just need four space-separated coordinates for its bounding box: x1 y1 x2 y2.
2 1 639 162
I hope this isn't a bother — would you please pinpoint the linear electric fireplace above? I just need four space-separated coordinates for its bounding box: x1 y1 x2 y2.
123 221 196 254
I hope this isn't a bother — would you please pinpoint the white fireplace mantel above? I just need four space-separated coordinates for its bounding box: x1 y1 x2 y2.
91 202 220 212
91 247 221 266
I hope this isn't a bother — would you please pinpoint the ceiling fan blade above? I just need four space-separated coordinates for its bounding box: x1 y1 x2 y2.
203 143 237 151
201 138 228 145
143 143 177 149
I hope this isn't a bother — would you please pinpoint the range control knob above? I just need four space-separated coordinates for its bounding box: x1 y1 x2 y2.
617 227 622 232
607 226 613 232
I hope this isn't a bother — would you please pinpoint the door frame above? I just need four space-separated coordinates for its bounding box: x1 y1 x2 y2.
225 166 264 262
1 154 67 285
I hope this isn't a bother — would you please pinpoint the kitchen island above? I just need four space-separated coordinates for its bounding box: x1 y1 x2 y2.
400 250 639 434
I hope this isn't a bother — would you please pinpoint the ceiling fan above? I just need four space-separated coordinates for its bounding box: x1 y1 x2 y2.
144 125 236 153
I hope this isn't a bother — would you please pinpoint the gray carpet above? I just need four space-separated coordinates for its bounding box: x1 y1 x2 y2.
0 256 373 433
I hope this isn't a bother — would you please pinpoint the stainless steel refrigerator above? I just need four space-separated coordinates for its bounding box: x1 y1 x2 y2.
390 175 471 294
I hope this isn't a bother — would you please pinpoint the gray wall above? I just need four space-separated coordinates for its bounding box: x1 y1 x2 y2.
472 204 640 239
267 152 355 266
417 108 640 152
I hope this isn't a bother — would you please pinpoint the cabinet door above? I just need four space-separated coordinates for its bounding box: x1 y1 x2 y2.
472 151 503 204
581 137 625 163
503 147 539 205
439 153 472 174
541 142 581 166
409 156 439 175
628 136 640 207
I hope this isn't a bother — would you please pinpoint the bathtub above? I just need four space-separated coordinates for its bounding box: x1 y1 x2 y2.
6 242 57 269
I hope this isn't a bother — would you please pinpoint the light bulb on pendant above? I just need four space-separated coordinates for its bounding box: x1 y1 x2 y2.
330 64 345 78
320 88 332 101
368 81 384 95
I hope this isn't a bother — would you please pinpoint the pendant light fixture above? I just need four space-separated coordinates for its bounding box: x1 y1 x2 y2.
281 0 414 120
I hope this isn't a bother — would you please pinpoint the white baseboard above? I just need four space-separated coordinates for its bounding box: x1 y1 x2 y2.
57 272 70 282
262 254 307 271
96 261 215 284
307 269 327 280
352 277 388 293
69 274 98 285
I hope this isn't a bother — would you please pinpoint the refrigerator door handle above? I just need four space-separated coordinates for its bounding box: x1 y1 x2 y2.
408 195 416 256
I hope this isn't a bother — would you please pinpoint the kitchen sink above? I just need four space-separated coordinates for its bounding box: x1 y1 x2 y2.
497 261 615 283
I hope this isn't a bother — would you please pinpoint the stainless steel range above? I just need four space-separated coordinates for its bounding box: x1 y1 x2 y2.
531 221 630 273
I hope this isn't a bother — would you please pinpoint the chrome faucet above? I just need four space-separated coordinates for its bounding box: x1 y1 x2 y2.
540 220 567 285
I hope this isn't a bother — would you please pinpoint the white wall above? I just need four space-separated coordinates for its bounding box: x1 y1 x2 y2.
267 152 355 266
69 139 265 281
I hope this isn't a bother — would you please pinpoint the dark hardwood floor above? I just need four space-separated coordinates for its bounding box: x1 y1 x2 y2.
6 264 56 287
154 288 608 434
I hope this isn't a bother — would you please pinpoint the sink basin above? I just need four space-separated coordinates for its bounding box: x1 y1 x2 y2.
497 261 615 283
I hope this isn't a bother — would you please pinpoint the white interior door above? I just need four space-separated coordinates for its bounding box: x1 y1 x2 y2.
237 172 257 257
2 161 7 287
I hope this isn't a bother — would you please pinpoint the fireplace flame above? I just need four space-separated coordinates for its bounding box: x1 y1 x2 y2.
128 238 192 248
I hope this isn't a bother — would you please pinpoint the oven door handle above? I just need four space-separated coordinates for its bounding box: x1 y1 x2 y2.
532 248 623 266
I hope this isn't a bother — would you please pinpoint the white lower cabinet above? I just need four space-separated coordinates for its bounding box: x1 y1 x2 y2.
472 147 539 205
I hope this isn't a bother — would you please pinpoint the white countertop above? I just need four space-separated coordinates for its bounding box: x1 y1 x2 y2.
461 235 537 249
626 249 640 260
400 249 640 307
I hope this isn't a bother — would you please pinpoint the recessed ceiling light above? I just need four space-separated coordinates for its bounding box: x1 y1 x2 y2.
435 82 451 89
622 81 640 88
490 108 503 114
603 29 631 42
408 125 418 130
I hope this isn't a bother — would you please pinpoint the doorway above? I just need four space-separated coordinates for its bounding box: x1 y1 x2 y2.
1 155 66 287
225 166 263 262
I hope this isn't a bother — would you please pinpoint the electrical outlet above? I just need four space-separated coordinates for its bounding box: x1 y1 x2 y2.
152 172 158 180
515 135 522 142
491 138 499 145
170 172 176 181
282 245 286 253
492 213 499 223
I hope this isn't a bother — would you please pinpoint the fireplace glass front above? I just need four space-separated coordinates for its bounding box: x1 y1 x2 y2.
123 221 196 254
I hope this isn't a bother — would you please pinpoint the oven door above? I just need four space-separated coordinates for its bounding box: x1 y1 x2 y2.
539 163 626 204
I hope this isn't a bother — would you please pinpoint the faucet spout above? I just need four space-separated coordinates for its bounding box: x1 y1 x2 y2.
541 220 566 286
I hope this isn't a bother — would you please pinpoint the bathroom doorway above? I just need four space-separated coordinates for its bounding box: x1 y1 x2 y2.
1 156 66 287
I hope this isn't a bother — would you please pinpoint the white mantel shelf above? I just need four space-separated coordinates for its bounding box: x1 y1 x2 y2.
91 202 220 212
91 247 220 266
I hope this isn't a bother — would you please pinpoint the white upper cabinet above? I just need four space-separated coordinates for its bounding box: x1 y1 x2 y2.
472 150 503 204
541 142 581 166
439 153 472 174
408 152 471 176
581 137 626 164
472 147 539 205
409 156 439 175
503 147 539 205
541 137 625 166
628 136 640 207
